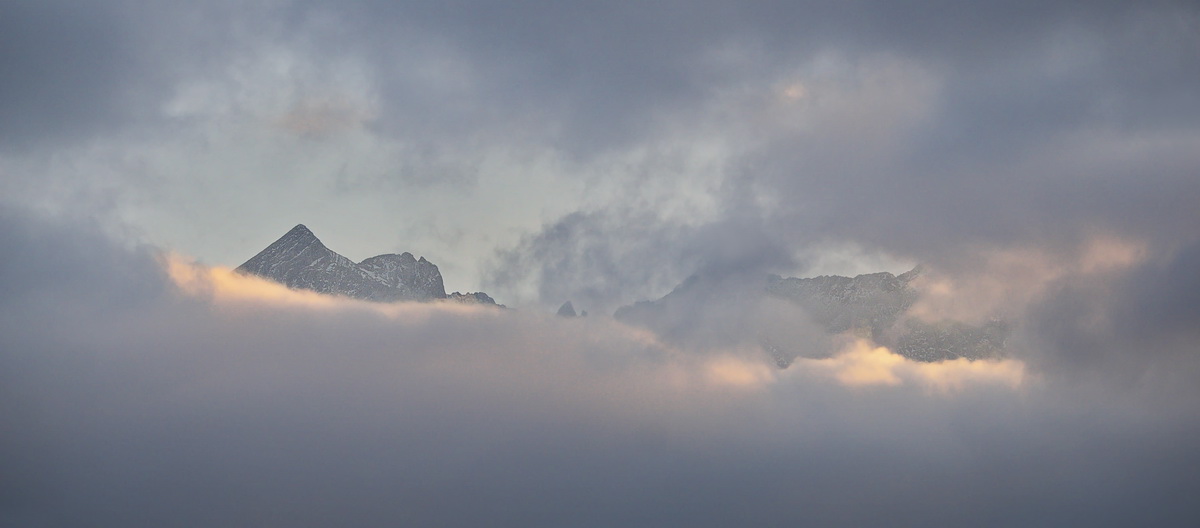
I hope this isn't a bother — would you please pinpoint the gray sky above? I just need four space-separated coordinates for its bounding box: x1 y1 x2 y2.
2 1 1200 525
5 0 1194 309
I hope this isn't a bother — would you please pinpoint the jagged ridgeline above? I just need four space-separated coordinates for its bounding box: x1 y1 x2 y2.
616 267 1008 365
236 224 498 305
765 269 921 339
238 225 1004 364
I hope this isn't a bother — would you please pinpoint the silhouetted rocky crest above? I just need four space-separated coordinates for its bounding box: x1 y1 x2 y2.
236 224 497 305
616 267 1009 364
358 252 445 300
765 270 919 340
446 291 502 307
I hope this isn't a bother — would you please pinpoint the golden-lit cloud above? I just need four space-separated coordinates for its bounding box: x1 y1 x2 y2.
162 253 498 321
805 339 905 386
796 338 1026 391
164 253 1027 395
908 355 1027 392
908 234 1149 323
164 252 349 310
702 353 778 389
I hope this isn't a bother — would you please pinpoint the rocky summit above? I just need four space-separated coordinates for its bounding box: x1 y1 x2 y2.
236 224 497 305
616 267 1008 365
764 268 921 340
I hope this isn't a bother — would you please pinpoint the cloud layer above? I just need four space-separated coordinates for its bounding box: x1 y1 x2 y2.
3 1 1197 302
3 205 1199 526
2 1 1200 525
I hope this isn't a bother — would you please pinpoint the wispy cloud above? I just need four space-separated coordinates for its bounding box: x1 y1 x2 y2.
2 0 1200 524
4 208 1199 525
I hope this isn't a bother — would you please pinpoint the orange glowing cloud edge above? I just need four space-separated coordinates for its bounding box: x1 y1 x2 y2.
161 253 497 318
907 234 1148 324
794 339 1028 391
161 253 1029 391
691 339 1028 392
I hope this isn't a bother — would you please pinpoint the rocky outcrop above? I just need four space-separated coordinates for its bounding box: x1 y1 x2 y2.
615 267 1008 364
358 252 445 300
446 291 502 307
237 224 497 304
765 270 919 340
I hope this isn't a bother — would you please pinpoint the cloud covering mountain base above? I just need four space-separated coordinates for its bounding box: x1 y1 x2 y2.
2 1 1200 524
3 209 1198 526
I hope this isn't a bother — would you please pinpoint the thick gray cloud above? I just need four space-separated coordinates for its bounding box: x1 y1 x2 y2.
1021 240 1200 383
0 1 244 150
471 0 1200 303
3 204 1200 527
4 1 1198 299
0 2 141 147
3 2 1200 524
486 207 795 313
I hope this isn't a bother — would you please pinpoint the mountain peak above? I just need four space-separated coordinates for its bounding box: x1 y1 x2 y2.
271 223 321 247
616 267 1002 365
234 224 498 304
897 265 922 283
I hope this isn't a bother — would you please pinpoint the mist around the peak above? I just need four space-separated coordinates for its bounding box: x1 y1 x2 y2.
2 208 1198 526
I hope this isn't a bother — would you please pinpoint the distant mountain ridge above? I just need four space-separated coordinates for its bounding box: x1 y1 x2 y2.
238 225 1003 363
765 268 921 339
236 224 497 305
616 268 1008 365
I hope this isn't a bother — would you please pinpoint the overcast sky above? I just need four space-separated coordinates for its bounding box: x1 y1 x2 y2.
2 1 1200 525
3 0 1193 309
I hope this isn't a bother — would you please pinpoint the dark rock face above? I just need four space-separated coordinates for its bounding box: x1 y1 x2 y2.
236 224 450 302
358 253 446 301
446 291 501 307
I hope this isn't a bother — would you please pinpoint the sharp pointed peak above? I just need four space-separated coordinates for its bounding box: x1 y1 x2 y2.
359 252 417 264
897 265 923 283
280 223 321 241
286 223 314 236
266 223 324 250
